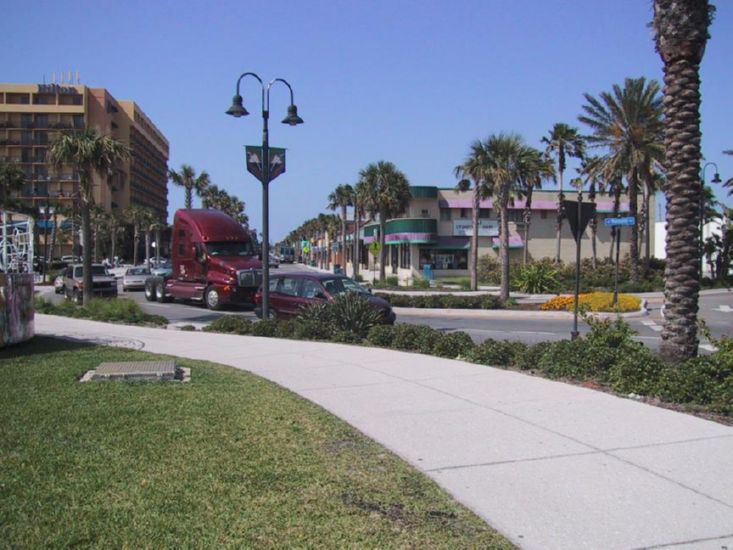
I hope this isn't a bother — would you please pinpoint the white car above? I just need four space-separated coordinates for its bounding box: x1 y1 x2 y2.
122 266 152 291
268 253 280 269
54 275 65 294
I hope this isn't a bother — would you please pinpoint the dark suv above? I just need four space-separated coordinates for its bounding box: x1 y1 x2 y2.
255 272 396 324
63 263 118 304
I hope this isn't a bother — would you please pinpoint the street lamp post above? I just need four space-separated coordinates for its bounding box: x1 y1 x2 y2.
700 162 721 277
39 202 55 283
226 73 303 319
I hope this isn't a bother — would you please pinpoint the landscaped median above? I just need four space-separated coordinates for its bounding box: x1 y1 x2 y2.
0 336 513 548
200 294 732 422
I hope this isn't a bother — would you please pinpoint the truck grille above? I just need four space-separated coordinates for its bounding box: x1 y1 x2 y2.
237 268 263 288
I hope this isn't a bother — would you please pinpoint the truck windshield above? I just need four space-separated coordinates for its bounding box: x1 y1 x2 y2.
206 241 254 257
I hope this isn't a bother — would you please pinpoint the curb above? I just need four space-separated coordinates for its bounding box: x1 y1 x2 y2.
394 299 648 321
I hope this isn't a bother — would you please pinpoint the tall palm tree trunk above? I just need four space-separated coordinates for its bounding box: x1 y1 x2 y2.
470 186 480 290
155 228 161 267
499 205 510 301
657 22 708 361
353 206 360 278
523 186 534 266
49 210 58 264
379 217 387 281
81 201 93 305
644 187 652 261
144 230 151 268
133 226 140 265
628 170 640 281
588 183 597 269
555 170 564 263
341 204 347 269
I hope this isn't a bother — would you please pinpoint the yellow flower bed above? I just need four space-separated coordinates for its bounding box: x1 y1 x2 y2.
541 292 641 313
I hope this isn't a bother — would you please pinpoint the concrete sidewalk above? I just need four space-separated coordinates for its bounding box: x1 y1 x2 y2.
34 314 733 549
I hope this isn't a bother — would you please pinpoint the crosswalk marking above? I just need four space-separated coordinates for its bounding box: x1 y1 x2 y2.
641 320 663 332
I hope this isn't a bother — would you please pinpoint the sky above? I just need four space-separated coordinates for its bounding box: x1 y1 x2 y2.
3 0 732 241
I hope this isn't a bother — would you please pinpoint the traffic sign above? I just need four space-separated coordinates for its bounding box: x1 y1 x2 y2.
604 216 636 227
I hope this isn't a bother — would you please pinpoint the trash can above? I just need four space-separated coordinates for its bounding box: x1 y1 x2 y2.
333 264 343 274
422 263 433 280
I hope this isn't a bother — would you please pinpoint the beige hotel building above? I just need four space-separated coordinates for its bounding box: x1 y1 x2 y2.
0 82 169 244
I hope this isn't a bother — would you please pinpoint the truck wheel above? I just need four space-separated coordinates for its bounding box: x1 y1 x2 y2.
205 286 221 310
144 282 156 302
156 281 170 303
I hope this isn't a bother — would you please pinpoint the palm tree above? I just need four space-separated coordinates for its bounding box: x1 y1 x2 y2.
48 129 129 304
168 164 210 209
520 151 555 266
578 77 664 281
473 134 535 301
107 212 125 266
327 184 354 272
124 205 153 265
0 161 26 212
455 140 493 290
355 161 411 281
579 156 604 268
542 123 586 264
653 0 715 361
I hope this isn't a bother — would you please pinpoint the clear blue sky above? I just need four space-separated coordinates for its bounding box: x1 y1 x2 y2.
4 0 731 240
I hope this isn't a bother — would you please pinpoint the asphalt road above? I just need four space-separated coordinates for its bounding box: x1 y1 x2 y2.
46 264 733 352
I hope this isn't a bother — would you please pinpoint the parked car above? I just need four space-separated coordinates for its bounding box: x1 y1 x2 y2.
268 253 280 269
254 272 395 323
54 274 65 294
62 263 118 304
122 266 151 291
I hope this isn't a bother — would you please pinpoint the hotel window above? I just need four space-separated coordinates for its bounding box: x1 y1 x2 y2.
479 208 491 219
421 209 430 217
399 243 411 268
460 208 468 218
541 210 548 219
439 208 451 221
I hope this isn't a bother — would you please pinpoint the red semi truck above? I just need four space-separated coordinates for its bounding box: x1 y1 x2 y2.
144 209 262 310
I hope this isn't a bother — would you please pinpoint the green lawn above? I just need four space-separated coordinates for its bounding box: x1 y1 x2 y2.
0 337 513 548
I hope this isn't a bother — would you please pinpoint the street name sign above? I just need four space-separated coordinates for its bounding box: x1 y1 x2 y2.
604 216 636 227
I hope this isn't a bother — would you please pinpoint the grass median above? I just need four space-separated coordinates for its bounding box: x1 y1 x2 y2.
0 337 513 548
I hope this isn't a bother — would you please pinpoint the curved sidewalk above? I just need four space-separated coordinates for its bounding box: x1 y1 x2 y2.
35 314 733 550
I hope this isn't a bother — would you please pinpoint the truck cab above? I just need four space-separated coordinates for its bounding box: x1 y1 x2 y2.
145 209 262 309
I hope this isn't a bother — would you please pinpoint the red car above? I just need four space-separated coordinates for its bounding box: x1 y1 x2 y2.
255 272 396 323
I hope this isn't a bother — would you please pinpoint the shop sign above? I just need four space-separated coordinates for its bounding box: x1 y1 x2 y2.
453 219 498 237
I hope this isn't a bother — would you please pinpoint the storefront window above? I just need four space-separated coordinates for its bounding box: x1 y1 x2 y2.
418 248 468 270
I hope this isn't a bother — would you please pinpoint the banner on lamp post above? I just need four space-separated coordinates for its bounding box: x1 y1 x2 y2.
245 146 286 183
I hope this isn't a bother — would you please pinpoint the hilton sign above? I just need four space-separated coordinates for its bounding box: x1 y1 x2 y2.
37 84 80 95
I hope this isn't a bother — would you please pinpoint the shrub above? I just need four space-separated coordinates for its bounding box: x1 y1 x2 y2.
391 324 440 353
385 276 399 287
374 293 504 310
179 324 197 331
535 339 591 380
457 278 472 291
477 256 501 285
251 319 279 337
607 343 665 395
432 331 475 359
367 325 396 347
275 319 300 339
656 353 733 409
467 339 527 368
36 297 167 326
514 341 551 371
513 262 559 293
203 315 253 335
328 293 385 339
412 276 430 289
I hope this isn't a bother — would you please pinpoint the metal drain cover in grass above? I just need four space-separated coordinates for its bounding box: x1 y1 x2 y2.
81 360 180 382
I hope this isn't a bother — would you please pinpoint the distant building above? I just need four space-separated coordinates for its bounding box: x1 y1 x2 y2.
336 186 655 283
0 82 169 257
